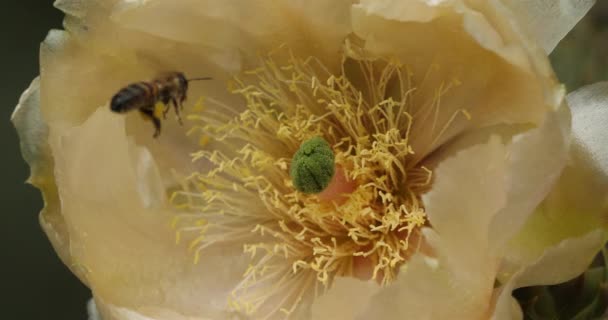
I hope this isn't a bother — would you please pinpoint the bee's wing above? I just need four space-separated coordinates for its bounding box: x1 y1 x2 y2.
134 51 182 79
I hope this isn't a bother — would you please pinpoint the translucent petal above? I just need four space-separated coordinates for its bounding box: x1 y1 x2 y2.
11 77 47 181
93 298 212 320
88 298 102 320
502 83 608 276
513 229 604 287
47 109 248 318
310 277 380 320
490 279 523 320
360 253 488 319
38 20 226 186
111 0 354 68
54 0 115 18
351 0 562 161
423 136 507 285
568 81 608 180
489 106 570 250
11 77 78 279
498 0 596 53
356 138 512 319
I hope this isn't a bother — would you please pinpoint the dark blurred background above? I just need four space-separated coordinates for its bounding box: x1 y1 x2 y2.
1 2 606 320
1 1 90 320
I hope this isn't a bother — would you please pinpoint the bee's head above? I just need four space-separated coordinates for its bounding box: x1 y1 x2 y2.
176 72 188 91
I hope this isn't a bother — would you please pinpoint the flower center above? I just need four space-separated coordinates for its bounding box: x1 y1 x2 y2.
171 45 468 318
290 136 336 194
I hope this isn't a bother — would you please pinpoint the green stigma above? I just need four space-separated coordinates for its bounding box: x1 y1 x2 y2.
290 136 335 194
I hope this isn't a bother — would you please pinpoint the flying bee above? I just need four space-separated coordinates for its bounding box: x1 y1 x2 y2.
110 71 211 138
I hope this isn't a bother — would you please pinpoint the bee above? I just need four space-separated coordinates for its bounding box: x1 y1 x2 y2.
110 71 211 138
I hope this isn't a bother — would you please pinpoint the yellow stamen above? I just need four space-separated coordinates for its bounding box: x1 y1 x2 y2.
171 44 469 318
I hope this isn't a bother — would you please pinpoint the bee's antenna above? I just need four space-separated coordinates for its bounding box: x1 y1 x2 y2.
187 77 212 82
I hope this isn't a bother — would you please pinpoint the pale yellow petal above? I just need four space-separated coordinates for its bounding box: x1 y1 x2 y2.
357 139 512 320
38 20 224 184
351 0 561 161
501 162 606 279
11 77 47 181
568 81 608 180
490 278 522 320
88 298 101 320
11 77 79 280
360 253 488 320
39 28 148 128
514 229 604 288
502 83 608 275
112 0 354 68
489 106 570 250
498 0 596 53
93 297 215 320
48 109 248 318
423 136 507 284
310 277 380 320
354 0 448 23
54 0 113 17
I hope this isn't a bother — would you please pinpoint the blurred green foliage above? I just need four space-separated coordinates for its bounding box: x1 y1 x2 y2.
551 2 608 91
516 249 608 320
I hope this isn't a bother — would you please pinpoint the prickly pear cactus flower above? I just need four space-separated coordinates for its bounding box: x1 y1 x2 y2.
12 0 608 319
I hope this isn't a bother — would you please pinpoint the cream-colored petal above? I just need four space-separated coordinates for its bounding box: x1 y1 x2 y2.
501 83 608 275
423 136 507 285
39 20 228 186
310 277 380 320
54 0 119 19
423 107 570 255
12 77 47 181
357 139 511 320
88 298 102 320
54 0 89 17
354 0 526 64
423 108 570 280
94 298 214 320
360 253 489 320
489 106 570 250
354 0 448 23
501 161 607 280
37 27 222 284
513 229 604 288
568 81 608 180
11 77 78 278
39 29 134 127
352 0 559 161
490 278 522 320
498 0 596 54
457 2 530 71
112 0 353 69
127 140 165 210
48 109 248 318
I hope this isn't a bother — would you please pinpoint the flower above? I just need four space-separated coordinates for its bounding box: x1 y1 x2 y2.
11 0 607 319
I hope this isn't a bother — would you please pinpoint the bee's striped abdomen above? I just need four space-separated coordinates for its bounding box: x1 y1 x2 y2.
110 82 158 113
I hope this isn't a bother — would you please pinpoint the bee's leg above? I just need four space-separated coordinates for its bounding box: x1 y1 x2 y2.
171 97 183 125
140 107 162 138
162 97 171 119
162 104 170 119
180 95 187 111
